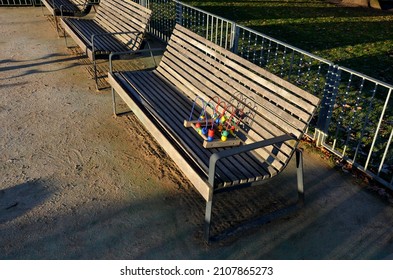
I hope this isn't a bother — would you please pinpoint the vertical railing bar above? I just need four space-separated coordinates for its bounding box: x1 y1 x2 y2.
365 87 392 171
197 8 201 35
353 81 377 164
274 42 279 68
313 64 322 97
246 31 251 60
378 117 393 176
225 21 229 49
219 19 223 46
280 46 287 77
266 39 272 66
210 15 214 42
225 21 230 49
344 78 364 162
297 56 303 82
333 73 352 148
288 49 295 81
252 34 257 63
212 17 218 45
240 29 245 57
260 36 265 66
306 58 311 84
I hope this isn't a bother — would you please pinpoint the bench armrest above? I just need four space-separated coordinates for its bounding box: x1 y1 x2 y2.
59 2 93 17
208 134 296 187
109 46 166 73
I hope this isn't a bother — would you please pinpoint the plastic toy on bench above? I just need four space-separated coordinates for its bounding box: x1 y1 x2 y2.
183 96 242 149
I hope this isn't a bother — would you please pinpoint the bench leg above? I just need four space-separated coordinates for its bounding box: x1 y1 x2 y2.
93 56 99 90
112 88 133 116
112 87 118 115
63 31 69 48
204 188 214 243
296 148 305 205
53 16 62 38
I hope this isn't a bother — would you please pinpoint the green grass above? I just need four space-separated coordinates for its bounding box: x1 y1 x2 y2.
182 0 393 84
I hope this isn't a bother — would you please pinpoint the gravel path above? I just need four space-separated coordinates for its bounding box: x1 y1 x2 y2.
1 7 393 260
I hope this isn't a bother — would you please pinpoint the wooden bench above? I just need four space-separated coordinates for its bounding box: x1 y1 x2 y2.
41 0 99 35
60 0 152 87
41 0 97 17
108 24 321 242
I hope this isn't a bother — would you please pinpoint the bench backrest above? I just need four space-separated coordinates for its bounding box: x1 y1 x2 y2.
155 24 320 173
94 0 152 50
71 0 89 6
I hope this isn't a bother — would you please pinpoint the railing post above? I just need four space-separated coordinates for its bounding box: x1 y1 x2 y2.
175 0 183 25
139 0 147 8
230 23 239 54
315 65 341 147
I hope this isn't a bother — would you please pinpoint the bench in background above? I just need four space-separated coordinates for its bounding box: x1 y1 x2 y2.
108 24 321 242
61 0 152 88
41 0 99 35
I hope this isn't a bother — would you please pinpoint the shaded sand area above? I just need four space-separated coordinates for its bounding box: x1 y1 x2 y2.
1 7 393 259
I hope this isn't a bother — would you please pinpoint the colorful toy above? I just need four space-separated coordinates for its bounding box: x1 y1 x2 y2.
183 95 242 148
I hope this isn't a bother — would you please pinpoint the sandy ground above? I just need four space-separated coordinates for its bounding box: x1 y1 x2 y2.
1 7 393 260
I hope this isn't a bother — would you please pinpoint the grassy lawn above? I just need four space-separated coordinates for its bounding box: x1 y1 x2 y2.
182 0 393 84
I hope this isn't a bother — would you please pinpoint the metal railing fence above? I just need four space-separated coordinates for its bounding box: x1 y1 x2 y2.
5 0 393 189
135 0 393 190
319 67 393 188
